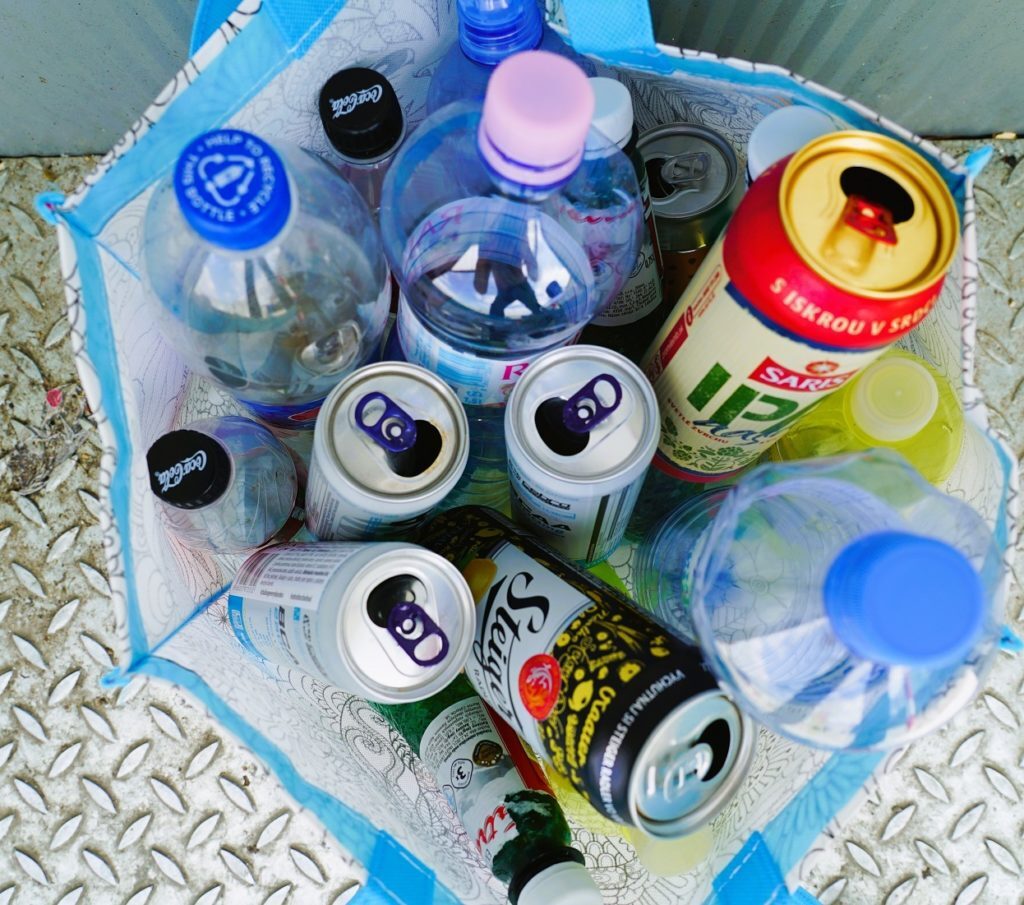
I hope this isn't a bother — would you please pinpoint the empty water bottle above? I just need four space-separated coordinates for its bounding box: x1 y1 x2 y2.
381 51 643 508
639 450 1003 751
146 416 298 554
142 129 390 429
426 0 593 114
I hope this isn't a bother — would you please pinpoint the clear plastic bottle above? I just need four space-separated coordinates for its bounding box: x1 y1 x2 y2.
426 0 594 115
142 129 390 429
146 416 298 554
768 349 965 485
642 450 1003 751
381 51 643 509
318 67 406 217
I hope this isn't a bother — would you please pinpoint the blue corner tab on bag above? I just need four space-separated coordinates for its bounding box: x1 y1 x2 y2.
709 832 823 905
560 0 657 55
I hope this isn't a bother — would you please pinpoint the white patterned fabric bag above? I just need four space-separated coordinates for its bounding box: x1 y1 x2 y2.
46 1 1017 902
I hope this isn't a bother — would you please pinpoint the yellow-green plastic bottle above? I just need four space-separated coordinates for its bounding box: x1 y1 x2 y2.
768 349 964 485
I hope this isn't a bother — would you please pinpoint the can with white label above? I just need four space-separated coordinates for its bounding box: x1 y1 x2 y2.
505 345 658 565
227 541 475 703
306 362 469 539
642 130 960 482
422 506 756 837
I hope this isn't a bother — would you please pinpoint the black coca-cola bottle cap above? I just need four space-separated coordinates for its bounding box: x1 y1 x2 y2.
318 67 405 161
146 429 231 509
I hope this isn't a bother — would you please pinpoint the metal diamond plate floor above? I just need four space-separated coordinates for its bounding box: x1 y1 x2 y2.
1 141 1021 904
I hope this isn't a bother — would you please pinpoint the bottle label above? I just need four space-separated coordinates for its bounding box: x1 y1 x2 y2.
591 173 663 326
241 396 326 430
418 697 529 867
507 455 641 564
227 543 361 678
396 300 547 406
465 541 594 751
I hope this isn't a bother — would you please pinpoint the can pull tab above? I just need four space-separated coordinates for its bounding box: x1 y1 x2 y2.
355 392 418 453
843 195 897 245
660 151 711 194
562 373 623 434
386 600 450 667
646 742 713 804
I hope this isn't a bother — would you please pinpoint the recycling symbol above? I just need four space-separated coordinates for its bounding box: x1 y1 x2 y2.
197 152 257 207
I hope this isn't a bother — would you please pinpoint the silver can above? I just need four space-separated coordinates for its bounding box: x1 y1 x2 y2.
306 362 469 539
504 345 659 565
228 541 475 703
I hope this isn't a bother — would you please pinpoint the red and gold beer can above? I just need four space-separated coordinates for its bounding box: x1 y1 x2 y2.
641 130 960 481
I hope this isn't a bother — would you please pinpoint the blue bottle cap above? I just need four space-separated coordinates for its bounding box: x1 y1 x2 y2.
824 531 986 667
456 0 543 65
173 129 291 251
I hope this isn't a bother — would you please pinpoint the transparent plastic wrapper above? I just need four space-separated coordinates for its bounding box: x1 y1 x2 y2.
49 0 1016 902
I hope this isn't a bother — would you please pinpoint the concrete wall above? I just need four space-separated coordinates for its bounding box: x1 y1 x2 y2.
0 0 1018 155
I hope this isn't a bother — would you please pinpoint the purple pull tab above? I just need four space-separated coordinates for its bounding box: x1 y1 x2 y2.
354 392 417 453
562 373 623 434
386 601 450 667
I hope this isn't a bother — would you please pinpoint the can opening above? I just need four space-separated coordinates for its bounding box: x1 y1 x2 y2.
535 397 589 456
645 151 710 200
386 419 443 478
695 718 732 782
839 166 914 225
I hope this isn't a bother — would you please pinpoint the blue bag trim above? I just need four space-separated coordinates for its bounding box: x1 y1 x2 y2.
707 832 822 905
561 0 656 55
70 228 148 658
132 654 460 905
77 0 348 237
192 0 347 56
190 0 241 55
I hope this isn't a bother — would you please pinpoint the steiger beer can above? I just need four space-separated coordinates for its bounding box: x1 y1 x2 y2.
422 506 756 838
642 130 960 481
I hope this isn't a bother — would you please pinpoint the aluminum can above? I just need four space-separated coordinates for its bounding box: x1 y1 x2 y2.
228 541 475 703
505 345 658 565
642 130 960 481
638 123 742 305
422 506 756 837
306 361 469 539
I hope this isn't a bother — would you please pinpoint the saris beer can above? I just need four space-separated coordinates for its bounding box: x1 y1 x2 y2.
421 506 756 838
642 130 960 481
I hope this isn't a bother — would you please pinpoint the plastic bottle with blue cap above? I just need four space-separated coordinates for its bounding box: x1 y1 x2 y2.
637 449 1004 751
426 0 594 114
142 128 390 429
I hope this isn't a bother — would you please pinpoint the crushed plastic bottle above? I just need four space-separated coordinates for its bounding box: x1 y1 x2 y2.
641 450 1004 751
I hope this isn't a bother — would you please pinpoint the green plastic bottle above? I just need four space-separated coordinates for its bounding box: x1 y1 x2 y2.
375 675 601 905
768 349 964 485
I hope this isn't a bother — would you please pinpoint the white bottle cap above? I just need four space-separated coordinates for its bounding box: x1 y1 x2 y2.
849 356 940 442
588 77 634 150
516 859 604 905
747 105 838 181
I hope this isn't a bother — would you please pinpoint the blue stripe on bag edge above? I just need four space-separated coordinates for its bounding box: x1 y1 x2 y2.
134 654 458 905
71 228 148 658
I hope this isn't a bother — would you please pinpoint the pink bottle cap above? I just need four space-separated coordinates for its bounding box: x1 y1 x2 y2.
478 50 595 187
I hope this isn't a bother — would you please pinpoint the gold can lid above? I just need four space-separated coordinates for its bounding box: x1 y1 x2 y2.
780 131 959 299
